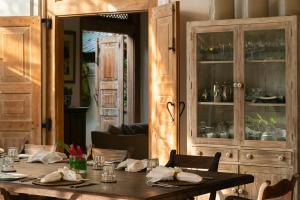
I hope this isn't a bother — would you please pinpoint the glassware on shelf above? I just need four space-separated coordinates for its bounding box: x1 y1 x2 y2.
200 89 209 102
222 82 233 102
213 82 222 102
261 125 276 141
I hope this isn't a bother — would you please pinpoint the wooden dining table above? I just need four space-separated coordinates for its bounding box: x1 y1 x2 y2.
0 161 254 200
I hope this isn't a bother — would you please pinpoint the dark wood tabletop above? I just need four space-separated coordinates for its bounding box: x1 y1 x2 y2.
0 161 254 200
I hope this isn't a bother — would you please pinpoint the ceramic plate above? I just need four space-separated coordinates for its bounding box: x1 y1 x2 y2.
0 173 28 181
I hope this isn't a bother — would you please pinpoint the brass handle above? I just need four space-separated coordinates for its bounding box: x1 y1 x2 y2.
238 188 244 194
246 154 253 159
233 82 243 88
226 152 232 158
198 151 203 156
278 155 285 161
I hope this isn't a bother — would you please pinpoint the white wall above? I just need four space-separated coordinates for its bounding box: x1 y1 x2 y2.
0 0 40 16
64 17 81 107
85 63 100 146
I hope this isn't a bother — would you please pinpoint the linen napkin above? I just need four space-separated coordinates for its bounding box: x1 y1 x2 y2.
0 148 4 154
27 150 67 164
41 166 82 183
146 166 182 183
176 172 203 183
116 159 147 172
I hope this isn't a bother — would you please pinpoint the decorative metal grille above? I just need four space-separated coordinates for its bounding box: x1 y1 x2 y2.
99 14 129 20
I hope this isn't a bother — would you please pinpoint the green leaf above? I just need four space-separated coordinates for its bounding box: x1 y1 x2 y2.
56 140 70 153
270 116 277 125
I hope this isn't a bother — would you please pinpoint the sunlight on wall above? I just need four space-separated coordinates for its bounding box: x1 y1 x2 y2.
0 0 39 16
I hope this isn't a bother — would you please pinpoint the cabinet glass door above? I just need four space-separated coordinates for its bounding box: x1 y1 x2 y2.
243 28 286 146
196 31 235 143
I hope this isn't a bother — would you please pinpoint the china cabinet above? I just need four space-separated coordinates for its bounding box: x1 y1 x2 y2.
187 16 299 199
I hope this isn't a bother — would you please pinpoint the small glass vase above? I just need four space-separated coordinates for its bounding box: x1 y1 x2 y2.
69 154 87 174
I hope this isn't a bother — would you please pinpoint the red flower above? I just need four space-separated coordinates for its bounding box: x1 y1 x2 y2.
69 144 77 156
77 145 83 156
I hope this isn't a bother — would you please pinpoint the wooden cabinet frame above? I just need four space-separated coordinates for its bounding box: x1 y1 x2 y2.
187 16 300 199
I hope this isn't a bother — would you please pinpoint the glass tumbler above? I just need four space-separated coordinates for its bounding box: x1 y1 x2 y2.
101 164 116 183
93 155 105 170
2 157 15 172
7 147 18 161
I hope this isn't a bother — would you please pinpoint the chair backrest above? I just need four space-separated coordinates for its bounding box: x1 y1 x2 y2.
165 150 221 171
257 173 299 200
165 150 221 200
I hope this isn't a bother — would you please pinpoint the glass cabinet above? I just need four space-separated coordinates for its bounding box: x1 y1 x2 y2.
243 28 287 147
187 16 299 200
188 23 291 148
192 26 237 145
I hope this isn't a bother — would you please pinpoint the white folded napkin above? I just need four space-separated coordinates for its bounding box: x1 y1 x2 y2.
116 159 147 172
146 166 182 183
41 171 62 183
58 166 82 182
27 150 67 164
176 172 203 183
41 166 82 183
0 148 4 154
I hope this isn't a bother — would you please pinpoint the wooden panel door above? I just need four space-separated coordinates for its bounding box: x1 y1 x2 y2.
0 17 42 147
149 2 180 164
239 165 291 199
96 36 124 131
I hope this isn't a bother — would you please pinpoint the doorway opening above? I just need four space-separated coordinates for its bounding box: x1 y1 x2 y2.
62 13 149 156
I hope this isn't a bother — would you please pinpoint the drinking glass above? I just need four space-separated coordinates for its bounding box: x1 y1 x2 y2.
2 157 15 172
93 155 105 170
7 147 18 161
101 164 116 183
147 158 159 172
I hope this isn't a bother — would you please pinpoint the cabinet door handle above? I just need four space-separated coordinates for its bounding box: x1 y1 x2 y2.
278 155 285 161
238 188 244 194
225 152 232 158
233 82 243 88
198 151 203 156
246 154 253 159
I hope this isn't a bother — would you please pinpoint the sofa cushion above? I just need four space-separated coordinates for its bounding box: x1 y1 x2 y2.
107 124 123 135
121 123 148 135
91 132 148 160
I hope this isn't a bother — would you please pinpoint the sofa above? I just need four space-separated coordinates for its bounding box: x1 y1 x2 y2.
91 123 148 160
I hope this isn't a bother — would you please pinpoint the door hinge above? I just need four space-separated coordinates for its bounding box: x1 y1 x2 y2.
168 37 176 52
191 130 192 137
42 118 52 131
190 82 192 89
41 18 52 29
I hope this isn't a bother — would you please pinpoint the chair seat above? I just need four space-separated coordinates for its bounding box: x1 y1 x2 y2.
225 196 251 200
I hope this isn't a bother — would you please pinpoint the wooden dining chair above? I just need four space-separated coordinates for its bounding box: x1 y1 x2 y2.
225 173 299 200
0 188 10 200
165 149 221 200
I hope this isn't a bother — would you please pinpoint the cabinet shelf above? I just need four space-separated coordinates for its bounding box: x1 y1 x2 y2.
245 102 286 107
198 102 234 106
246 59 285 63
198 60 233 64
